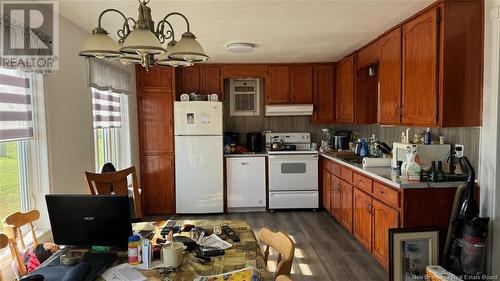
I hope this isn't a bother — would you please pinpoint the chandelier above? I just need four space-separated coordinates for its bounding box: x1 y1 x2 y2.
79 0 209 69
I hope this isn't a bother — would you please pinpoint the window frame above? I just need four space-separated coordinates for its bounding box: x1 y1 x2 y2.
91 88 131 172
0 68 48 231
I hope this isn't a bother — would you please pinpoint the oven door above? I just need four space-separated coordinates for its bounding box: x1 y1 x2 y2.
268 154 318 191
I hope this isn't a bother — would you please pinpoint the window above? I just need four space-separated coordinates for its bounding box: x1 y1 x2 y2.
0 69 43 230
91 88 130 172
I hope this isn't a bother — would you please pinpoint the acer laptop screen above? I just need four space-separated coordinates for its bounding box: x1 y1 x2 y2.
45 194 132 247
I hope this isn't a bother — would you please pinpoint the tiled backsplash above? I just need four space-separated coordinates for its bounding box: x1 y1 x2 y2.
223 111 480 170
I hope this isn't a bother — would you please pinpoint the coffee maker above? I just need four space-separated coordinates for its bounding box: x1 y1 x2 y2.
246 132 263 152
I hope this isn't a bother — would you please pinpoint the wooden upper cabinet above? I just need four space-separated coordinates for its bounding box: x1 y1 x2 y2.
266 66 290 104
290 65 313 103
313 64 335 124
200 65 221 96
402 8 439 127
181 65 200 94
379 27 402 125
353 188 372 251
136 66 174 91
372 199 399 268
356 41 380 70
335 55 355 123
137 88 174 154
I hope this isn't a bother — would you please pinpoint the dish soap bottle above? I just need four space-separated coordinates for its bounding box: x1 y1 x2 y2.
406 145 421 181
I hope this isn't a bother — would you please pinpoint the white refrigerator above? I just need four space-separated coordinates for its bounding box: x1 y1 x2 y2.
174 101 223 213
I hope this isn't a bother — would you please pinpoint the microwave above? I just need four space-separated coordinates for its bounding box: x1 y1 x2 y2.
391 142 451 169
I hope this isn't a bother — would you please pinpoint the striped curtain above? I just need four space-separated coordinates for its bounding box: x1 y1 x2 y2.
0 69 33 142
92 88 121 128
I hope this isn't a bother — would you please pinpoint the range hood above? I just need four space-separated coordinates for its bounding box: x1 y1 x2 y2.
265 104 314 116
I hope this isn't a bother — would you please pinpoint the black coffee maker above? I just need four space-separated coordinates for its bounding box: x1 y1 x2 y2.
246 132 263 152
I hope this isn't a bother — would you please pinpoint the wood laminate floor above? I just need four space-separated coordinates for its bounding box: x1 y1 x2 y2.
172 211 387 281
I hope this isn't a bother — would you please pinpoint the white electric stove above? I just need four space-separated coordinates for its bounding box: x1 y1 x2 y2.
265 132 319 210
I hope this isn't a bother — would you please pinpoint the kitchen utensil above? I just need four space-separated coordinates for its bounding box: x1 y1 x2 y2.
271 136 285 150
161 242 187 268
377 142 392 157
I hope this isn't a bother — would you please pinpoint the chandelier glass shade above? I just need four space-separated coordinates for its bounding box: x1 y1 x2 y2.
79 0 208 69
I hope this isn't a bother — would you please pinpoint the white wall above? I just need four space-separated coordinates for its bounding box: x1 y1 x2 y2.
480 0 500 274
34 14 140 227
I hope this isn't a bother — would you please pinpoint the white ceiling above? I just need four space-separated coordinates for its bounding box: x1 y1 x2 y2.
58 0 434 63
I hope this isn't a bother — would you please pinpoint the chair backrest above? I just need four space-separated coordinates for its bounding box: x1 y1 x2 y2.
85 166 142 218
258 228 295 280
2 210 40 277
0 233 8 281
276 275 293 281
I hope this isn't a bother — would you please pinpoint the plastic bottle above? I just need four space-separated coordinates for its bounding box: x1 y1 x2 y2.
424 128 432 145
359 138 368 158
128 235 142 265
406 145 421 181
401 131 406 143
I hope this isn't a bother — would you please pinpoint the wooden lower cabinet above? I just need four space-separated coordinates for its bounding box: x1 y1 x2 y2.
372 199 399 268
330 176 342 220
353 188 373 251
322 168 331 212
141 154 175 215
340 180 353 233
320 156 457 269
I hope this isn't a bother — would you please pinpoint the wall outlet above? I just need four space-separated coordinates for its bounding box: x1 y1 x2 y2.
455 144 465 157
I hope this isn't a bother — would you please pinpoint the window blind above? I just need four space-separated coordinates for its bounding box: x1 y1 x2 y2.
92 88 121 128
0 70 33 142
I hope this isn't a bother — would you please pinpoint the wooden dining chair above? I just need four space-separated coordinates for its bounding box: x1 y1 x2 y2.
0 233 8 281
2 210 40 277
85 166 142 218
258 228 295 280
276 275 293 281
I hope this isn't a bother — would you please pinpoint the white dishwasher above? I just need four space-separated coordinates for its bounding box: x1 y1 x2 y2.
226 156 266 211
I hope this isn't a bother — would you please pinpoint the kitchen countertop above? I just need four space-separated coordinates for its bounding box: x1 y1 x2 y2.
319 152 466 189
224 152 268 158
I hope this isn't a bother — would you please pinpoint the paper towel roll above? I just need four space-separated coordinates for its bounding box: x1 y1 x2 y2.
362 157 392 168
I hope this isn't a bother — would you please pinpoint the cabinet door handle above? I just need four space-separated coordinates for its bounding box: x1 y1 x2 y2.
241 162 249 165
367 204 372 214
395 105 400 118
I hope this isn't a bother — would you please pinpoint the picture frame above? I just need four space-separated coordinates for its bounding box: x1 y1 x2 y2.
389 227 440 281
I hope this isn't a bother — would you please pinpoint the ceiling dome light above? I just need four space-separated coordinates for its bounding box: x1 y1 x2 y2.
119 27 165 56
79 28 121 58
169 32 209 62
225 42 255 53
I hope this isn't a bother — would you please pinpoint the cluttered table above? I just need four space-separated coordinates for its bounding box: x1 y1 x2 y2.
97 220 268 281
